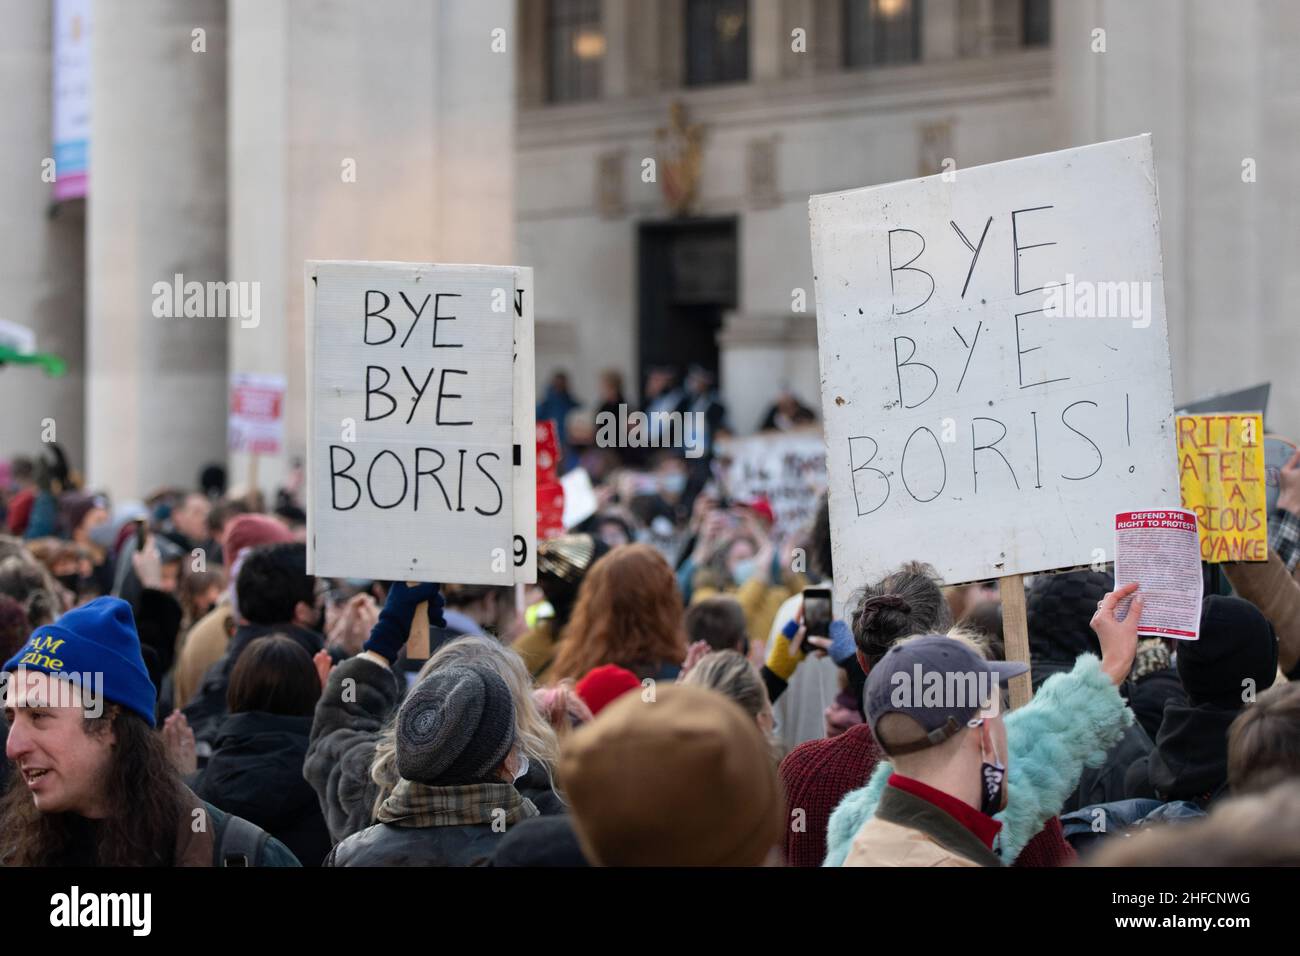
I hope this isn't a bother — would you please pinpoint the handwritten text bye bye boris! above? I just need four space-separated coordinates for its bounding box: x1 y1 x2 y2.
844 207 1140 517
328 289 506 517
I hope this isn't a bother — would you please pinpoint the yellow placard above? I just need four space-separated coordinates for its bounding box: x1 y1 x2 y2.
1176 413 1267 562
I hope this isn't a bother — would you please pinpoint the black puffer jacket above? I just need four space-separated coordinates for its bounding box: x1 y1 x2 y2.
194 711 333 866
1123 702 1237 805
1027 570 1108 659
183 622 325 748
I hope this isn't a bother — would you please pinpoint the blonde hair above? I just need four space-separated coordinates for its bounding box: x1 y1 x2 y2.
682 650 769 722
369 636 563 816
883 625 990 658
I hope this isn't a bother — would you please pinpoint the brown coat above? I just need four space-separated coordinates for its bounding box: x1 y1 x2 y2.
1223 549 1300 676
174 784 301 866
842 784 1003 868
174 785 220 866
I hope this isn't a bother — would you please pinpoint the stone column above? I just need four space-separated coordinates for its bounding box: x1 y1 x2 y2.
751 0 783 82
1053 0 1189 403
86 0 228 500
227 0 516 495
0 0 86 476
923 0 961 61
602 0 629 98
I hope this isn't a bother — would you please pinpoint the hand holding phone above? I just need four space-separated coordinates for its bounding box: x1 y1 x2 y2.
802 587 832 639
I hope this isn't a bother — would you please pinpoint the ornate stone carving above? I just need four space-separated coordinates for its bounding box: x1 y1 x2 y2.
655 100 704 217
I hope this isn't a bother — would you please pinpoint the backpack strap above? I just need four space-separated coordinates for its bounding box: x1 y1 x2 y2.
216 813 270 867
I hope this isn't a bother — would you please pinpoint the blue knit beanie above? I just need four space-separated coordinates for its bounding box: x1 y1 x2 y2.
4 597 158 727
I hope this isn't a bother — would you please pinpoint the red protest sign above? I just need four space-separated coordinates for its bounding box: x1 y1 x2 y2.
536 420 564 540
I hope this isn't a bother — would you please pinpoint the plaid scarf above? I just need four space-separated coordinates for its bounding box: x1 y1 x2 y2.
377 779 539 829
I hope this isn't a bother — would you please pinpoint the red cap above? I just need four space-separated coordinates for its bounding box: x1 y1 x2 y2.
575 664 642 716
224 514 293 565
740 496 776 526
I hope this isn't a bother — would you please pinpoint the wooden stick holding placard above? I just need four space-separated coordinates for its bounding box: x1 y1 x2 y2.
245 453 259 510
999 574 1033 711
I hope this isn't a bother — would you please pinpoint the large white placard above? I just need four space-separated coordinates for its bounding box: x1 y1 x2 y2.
512 267 538 583
306 261 518 585
718 428 828 541
810 135 1179 591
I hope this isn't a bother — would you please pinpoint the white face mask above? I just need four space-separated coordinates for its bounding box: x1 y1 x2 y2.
227 552 246 621
512 755 530 783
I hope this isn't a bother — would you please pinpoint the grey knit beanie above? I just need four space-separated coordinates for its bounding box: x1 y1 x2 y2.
395 664 517 785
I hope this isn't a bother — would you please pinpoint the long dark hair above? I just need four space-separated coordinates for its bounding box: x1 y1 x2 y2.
227 634 321 717
0 707 183 866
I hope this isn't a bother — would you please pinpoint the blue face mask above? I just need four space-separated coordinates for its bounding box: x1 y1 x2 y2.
730 558 758 585
660 474 687 496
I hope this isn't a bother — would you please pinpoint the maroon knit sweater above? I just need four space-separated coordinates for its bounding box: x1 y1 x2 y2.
779 723 1076 867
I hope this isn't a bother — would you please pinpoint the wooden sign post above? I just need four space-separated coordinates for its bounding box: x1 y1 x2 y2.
998 575 1031 710
245 452 259 510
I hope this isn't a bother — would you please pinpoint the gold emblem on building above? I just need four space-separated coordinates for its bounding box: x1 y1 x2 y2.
656 100 704 217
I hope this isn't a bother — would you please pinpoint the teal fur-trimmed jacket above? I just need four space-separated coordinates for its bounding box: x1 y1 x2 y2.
824 654 1132 866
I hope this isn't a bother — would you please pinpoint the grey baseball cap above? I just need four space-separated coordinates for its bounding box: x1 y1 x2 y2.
865 635 1029 755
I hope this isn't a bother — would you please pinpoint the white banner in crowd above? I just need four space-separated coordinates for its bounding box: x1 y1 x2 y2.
228 372 286 455
718 429 828 541
810 135 1179 590
306 261 534 585
52 0 91 201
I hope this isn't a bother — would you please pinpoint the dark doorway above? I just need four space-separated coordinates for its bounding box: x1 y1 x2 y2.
637 217 737 398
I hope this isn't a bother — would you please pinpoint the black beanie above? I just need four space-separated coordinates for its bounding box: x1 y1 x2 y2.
1177 596 1278 708
1027 570 1113 663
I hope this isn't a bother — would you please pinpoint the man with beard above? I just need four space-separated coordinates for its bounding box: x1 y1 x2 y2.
1 597 298 866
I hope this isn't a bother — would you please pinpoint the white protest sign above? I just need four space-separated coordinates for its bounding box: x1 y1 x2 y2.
306 261 517 585
228 372 286 455
560 466 598 529
512 268 538 583
717 428 828 540
810 135 1179 591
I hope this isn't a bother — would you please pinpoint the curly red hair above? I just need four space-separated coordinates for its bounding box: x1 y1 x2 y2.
551 543 687 682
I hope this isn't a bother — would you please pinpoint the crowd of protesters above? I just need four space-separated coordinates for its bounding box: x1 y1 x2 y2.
1 372 1299 867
